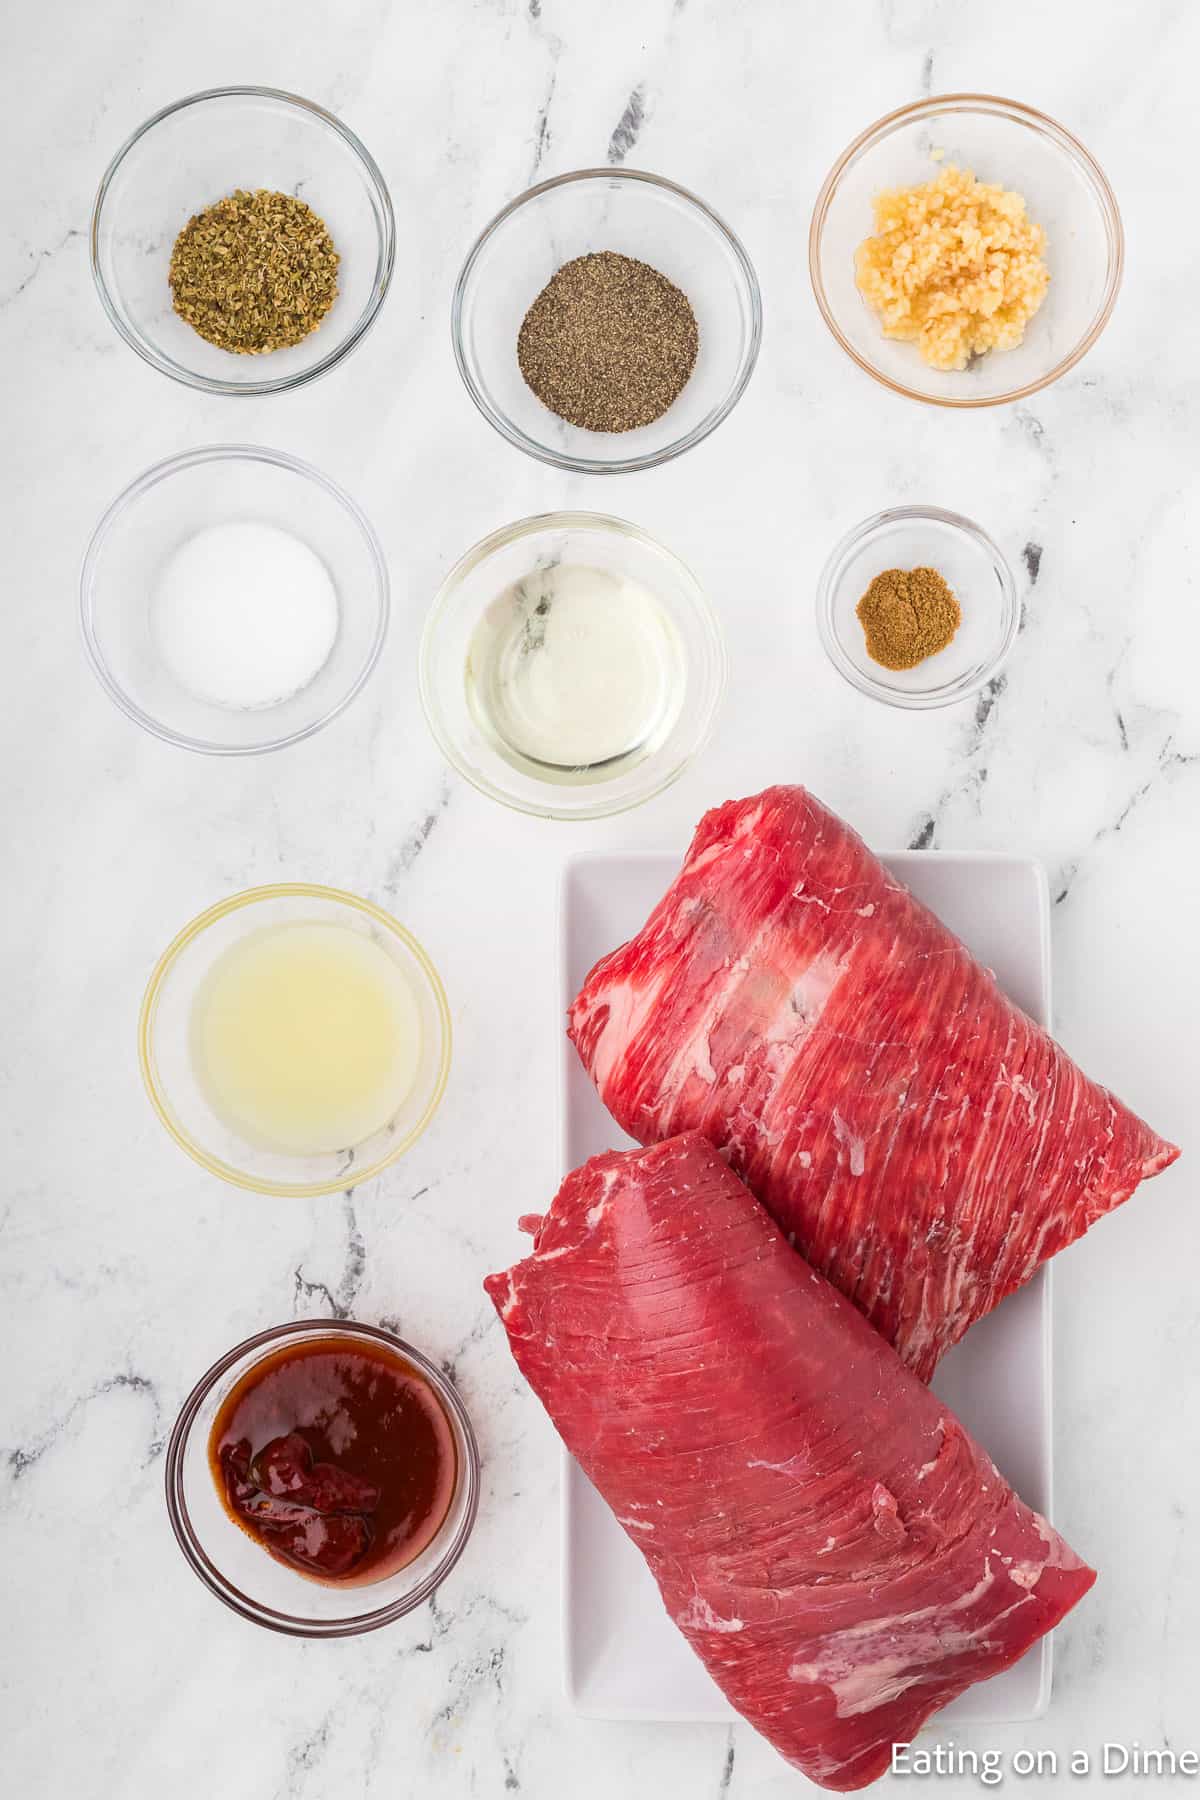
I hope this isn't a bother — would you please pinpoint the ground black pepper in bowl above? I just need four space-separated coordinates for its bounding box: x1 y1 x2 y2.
516 250 699 433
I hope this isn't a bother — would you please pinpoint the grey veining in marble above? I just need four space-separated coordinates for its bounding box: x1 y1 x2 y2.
1 1 1197 1795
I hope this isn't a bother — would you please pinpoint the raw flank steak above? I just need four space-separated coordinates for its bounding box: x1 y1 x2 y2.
569 786 1178 1379
486 1135 1096 1790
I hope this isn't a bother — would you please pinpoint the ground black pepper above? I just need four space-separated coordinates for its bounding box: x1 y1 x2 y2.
517 250 699 433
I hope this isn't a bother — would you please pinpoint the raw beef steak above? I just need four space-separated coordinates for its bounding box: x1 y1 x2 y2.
485 1135 1096 1791
569 786 1178 1379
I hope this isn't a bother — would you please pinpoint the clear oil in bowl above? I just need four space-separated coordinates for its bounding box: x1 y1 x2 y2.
464 562 685 786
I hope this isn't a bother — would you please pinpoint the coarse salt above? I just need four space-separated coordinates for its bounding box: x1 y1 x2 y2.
153 521 339 711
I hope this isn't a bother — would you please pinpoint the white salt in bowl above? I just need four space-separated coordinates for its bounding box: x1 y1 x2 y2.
80 445 389 754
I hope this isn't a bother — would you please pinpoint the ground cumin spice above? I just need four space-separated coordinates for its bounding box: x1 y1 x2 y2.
856 566 962 671
517 250 699 433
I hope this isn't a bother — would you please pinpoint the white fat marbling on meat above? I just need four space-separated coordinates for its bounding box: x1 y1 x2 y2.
687 800 766 874
832 1109 867 1177
585 962 673 1093
745 1452 805 1476
787 1652 930 1718
1026 1508 1092 1574
585 1167 619 1230
764 950 848 1042
917 1420 950 1480
791 882 831 912
786 1560 1016 1717
492 1272 519 1320
641 915 835 1116
997 1062 1041 1126
676 1593 746 1634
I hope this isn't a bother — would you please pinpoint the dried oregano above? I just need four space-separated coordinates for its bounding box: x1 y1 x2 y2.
168 188 340 355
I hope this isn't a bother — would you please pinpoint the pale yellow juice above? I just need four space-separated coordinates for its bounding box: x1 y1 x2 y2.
191 922 422 1156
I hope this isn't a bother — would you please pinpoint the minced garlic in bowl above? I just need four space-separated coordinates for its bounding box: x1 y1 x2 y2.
854 165 1049 372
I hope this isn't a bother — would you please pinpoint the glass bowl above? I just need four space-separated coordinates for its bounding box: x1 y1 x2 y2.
452 169 762 472
817 505 1018 709
81 445 389 755
809 95 1123 407
420 512 726 819
140 884 451 1196
165 1320 480 1637
91 86 394 395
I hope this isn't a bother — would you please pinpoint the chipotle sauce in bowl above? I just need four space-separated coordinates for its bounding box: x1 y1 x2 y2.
208 1334 457 1586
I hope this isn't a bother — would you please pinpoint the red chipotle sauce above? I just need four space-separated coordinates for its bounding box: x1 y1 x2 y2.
208 1335 457 1585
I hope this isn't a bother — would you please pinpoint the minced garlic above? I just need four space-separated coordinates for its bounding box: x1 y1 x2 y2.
854 165 1049 372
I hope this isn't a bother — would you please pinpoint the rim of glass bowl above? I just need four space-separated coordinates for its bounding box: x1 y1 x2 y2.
815 504 1019 710
808 93 1124 409
419 510 728 819
139 883 452 1196
165 1319 481 1637
90 85 397 397
79 443 390 756
450 167 763 473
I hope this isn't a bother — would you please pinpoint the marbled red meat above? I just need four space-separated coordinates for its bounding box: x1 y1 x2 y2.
485 1135 1096 1790
569 786 1178 1379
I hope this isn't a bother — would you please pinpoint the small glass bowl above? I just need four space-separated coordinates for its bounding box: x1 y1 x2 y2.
817 506 1018 709
140 885 451 1196
810 95 1123 407
420 512 726 819
452 168 762 472
165 1320 480 1637
81 445 389 755
91 86 394 395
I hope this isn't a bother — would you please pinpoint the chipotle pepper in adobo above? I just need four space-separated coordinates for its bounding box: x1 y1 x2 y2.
209 1334 457 1584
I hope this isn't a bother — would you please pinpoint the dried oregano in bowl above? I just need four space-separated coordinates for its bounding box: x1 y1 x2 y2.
168 189 340 355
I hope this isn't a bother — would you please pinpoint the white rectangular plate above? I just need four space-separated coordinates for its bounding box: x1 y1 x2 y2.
559 851 1053 1728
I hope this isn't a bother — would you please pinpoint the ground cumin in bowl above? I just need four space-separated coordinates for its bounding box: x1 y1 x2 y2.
855 567 962 671
816 505 1018 710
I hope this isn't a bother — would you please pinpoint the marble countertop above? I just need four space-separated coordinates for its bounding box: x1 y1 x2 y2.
3 1 1197 1794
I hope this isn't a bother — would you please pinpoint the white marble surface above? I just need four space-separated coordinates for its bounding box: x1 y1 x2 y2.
2 2 1197 1794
